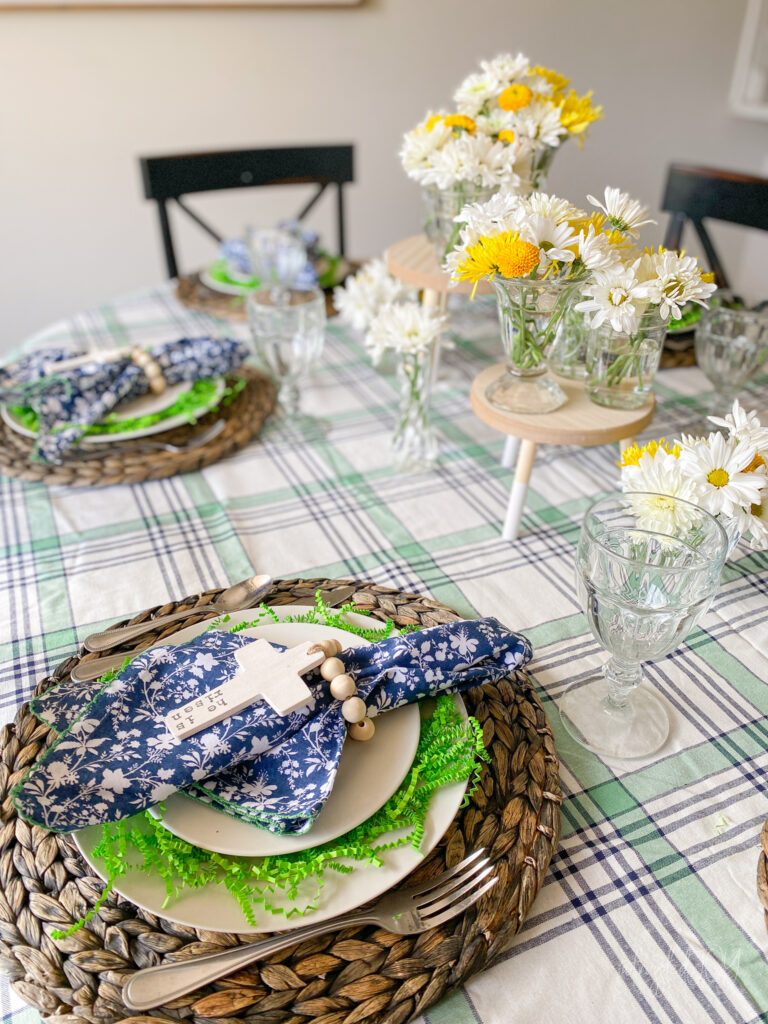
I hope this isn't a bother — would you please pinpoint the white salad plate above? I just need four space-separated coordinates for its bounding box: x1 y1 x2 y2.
2 377 225 444
75 606 469 933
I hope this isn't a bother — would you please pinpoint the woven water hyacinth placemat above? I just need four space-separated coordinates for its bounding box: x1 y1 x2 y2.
0 367 275 488
176 275 344 321
0 577 561 1024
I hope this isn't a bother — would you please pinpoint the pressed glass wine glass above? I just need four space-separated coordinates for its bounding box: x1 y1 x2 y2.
694 306 768 416
246 287 326 417
559 492 728 759
246 227 307 305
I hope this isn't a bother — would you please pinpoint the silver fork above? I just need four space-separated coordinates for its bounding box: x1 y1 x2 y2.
122 849 496 1011
67 418 225 460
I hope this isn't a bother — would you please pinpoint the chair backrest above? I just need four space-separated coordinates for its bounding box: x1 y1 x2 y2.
661 164 768 290
140 145 355 278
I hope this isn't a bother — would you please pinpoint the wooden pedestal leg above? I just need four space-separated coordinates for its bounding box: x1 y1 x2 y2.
502 439 537 541
619 437 635 455
501 435 521 469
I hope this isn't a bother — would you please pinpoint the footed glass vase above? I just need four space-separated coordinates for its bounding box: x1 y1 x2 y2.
422 182 498 264
487 277 580 414
391 345 438 473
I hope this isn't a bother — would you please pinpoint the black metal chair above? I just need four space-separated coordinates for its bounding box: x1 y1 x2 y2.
661 163 768 291
139 145 354 279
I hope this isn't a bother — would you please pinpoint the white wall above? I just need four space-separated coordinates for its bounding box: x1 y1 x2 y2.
2 0 767 350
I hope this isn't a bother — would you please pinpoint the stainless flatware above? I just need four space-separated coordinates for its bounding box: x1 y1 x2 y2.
72 583 358 682
83 574 274 653
68 418 226 460
122 849 496 1011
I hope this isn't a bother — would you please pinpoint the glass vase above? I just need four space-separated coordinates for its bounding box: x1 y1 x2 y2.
422 183 498 265
559 492 728 759
548 305 590 380
486 277 580 414
526 143 556 192
392 345 438 473
585 308 665 410
694 306 768 417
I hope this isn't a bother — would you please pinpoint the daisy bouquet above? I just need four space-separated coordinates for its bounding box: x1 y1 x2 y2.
619 401 768 551
332 258 416 334
448 190 631 373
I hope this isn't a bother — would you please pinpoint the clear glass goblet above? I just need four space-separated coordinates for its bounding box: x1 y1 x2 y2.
246 287 326 417
559 492 728 759
246 227 307 305
694 306 768 416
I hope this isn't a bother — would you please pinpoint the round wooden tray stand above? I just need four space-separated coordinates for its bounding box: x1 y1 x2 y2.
0 577 561 1024
385 235 492 314
471 364 656 541
0 367 276 488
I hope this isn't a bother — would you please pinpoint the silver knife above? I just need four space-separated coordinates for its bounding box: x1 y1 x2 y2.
70 585 358 683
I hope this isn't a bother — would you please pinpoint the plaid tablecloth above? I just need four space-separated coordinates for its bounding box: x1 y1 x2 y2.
2 285 768 1024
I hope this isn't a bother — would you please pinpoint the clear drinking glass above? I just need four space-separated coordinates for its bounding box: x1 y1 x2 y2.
694 306 768 415
559 493 728 760
246 228 308 304
246 288 326 416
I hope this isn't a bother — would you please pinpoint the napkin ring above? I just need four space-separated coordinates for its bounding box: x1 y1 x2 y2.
309 640 375 741
130 347 167 395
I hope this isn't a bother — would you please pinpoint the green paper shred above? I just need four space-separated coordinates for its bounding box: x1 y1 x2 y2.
10 377 230 437
53 696 486 935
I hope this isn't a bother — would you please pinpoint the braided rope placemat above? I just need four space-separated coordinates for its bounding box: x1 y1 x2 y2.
176 275 344 321
0 577 561 1024
0 367 275 488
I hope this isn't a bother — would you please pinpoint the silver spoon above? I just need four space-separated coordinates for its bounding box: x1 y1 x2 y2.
82 574 273 653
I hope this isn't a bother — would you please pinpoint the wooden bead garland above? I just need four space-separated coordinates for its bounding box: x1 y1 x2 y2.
307 639 375 741
130 346 167 395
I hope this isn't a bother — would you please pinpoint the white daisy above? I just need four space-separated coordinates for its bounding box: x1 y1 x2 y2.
481 52 531 83
333 259 416 332
513 100 567 147
575 263 648 334
453 72 501 116
635 249 717 320
621 448 706 535
709 400 768 452
518 213 578 265
678 433 767 517
576 224 624 274
733 499 768 551
364 302 446 362
524 193 585 222
586 187 656 237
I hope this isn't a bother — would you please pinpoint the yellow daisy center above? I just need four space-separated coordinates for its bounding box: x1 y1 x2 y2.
744 452 765 473
650 495 676 511
707 468 729 488
424 114 443 132
443 114 476 133
497 129 516 145
751 502 766 519
498 84 533 112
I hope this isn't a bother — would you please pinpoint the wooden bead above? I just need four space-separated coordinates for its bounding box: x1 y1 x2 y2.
330 674 357 700
348 717 375 741
341 696 367 723
320 657 345 681
325 638 343 656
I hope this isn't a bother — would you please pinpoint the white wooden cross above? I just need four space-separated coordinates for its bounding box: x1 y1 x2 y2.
164 640 325 741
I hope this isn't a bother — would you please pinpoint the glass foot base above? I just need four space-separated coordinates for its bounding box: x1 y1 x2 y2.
486 372 567 414
559 675 670 760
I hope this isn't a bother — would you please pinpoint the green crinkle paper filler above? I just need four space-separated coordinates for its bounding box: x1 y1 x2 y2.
57 697 486 934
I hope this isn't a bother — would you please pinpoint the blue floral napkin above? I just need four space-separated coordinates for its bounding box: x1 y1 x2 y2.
14 618 531 834
0 336 249 463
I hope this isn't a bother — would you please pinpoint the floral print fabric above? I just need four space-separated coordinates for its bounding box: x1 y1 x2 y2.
14 617 532 834
0 337 249 463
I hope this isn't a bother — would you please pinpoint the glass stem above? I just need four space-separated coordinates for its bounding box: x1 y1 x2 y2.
602 656 643 710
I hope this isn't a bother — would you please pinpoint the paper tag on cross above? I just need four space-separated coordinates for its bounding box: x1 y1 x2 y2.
164 639 325 741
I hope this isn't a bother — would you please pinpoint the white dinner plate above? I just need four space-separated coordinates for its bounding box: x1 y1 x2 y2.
200 269 257 295
74 606 469 932
1 377 225 445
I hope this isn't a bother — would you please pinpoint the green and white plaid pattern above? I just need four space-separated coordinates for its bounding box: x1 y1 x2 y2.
2 285 768 1024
